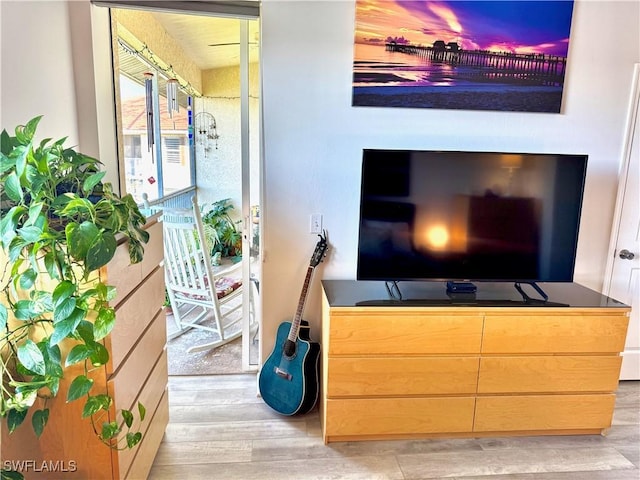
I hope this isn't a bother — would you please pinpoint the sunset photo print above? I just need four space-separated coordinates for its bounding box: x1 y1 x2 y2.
352 0 575 113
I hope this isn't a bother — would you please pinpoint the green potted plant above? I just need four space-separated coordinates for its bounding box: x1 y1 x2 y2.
0 116 149 479
201 198 242 260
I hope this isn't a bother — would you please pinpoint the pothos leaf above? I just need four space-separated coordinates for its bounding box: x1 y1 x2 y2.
82 171 106 195
49 308 85 345
7 409 28 434
122 409 134 428
100 421 120 441
17 226 42 243
13 144 28 178
44 250 60 280
52 280 75 307
31 408 50 438
82 394 111 418
20 116 43 143
66 375 94 403
65 221 98 262
0 304 7 331
16 339 46 376
65 344 92 367
4 172 23 202
126 431 142 449
85 231 117 272
89 341 109 367
93 307 115 341
53 297 76 323
1 467 25 479
18 268 37 290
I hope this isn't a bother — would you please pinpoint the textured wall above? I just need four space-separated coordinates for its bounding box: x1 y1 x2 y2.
113 8 202 94
196 64 261 218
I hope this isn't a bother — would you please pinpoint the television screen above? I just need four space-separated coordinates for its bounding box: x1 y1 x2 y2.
357 149 588 283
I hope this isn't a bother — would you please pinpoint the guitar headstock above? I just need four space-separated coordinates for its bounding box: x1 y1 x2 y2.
310 230 329 267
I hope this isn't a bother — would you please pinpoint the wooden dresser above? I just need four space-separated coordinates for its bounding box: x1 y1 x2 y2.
321 280 630 444
1 215 168 479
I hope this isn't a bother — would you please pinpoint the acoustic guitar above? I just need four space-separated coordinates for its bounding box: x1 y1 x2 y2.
258 231 328 415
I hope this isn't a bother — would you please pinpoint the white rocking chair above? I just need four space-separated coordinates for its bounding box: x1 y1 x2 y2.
162 197 249 353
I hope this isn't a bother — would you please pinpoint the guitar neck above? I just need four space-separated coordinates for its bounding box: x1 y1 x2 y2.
288 265 315 342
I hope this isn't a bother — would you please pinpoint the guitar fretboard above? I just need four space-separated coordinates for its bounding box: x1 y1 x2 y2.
287 265 315 342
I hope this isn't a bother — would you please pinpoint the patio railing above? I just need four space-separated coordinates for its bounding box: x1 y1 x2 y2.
141 186 196 213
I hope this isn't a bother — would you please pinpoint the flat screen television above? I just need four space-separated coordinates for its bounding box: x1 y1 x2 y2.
357 149 588 288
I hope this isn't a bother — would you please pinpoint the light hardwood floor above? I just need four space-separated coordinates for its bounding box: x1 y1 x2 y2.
148 374 639 479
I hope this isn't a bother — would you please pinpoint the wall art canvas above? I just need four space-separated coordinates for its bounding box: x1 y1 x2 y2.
352 0 575 113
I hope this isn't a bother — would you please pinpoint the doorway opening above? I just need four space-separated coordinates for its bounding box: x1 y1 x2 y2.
108 5 261 374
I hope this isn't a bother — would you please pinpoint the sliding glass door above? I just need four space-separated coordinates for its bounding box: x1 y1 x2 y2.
241 19 261 368
103 1 261 372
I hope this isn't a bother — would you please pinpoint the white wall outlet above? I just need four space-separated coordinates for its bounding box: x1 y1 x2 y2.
310 213 323 234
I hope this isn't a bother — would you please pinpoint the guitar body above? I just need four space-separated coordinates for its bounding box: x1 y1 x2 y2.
259 231 327 415
259 320 321 415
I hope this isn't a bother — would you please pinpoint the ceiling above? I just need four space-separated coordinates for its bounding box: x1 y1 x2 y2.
150 11 259 70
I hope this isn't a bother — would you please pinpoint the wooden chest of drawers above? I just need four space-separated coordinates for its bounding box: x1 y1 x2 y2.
321 281 629 443
1 216 168 479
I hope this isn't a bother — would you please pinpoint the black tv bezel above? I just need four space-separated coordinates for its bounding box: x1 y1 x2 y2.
356 148 588 284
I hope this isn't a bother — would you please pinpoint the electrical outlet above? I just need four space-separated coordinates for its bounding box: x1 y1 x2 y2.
310 214 323 234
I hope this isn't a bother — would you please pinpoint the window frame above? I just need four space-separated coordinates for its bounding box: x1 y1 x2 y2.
115 38 195 204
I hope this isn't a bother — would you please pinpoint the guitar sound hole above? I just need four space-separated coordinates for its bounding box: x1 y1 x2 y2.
283 340 297 358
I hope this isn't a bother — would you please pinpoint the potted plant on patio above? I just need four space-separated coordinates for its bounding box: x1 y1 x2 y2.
201 198 242 261
0 116 149 479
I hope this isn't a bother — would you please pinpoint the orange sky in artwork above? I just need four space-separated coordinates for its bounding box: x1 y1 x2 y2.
354 0 573 57
427 3 462 34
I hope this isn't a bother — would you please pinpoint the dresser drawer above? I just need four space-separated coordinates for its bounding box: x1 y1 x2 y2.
327 356 479 397
329 313 483 355
474 394 616 432
122 389 169 480
110 312 167 411
107 266 165 373
325 397 475 439
477 356 622 394
108 221 163 306
120 390 169 480
113 349 168 479
482 314 629 354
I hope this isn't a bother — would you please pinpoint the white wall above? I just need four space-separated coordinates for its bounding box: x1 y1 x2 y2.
0 0 118 189
1 1 80 145
260 0 640 353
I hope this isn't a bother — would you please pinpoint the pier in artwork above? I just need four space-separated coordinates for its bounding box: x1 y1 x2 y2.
385 42 567 86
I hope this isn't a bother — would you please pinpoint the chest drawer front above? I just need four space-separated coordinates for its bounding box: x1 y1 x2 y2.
482 314 629 354
112 349 168 479
108 266 165 373
120 389 169 480
108 241 142 307
329 314 483 355
327 356 479 397
108 221 163 306
477 356 622 394
325 397 475 438
124 390 169 480
474 394 616 432
110 312 167 411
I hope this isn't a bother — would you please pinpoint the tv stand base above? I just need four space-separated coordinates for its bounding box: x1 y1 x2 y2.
384 280 402 300
514 282 549 303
